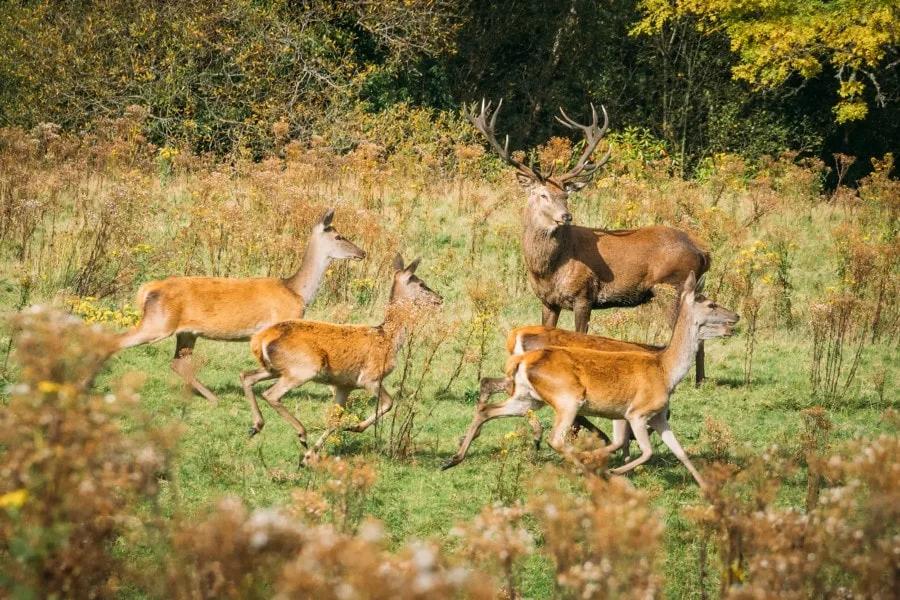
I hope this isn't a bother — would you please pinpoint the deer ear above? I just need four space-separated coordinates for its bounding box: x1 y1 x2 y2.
405 257 421 275
695 273 707 294
516 172 535 188
392 253 405 272
683 271 697 298
320 207 335 228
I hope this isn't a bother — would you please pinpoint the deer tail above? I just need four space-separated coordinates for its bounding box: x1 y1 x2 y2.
504 353 527 378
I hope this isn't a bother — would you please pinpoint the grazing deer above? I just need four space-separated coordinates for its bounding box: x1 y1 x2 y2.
116 208 366 404
443 272 739 488
241 254 442 464
465 99 711 383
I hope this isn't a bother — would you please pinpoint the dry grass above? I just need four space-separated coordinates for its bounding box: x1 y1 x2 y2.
1 117 898 597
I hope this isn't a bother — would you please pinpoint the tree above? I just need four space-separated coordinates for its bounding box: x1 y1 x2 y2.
633 0 900 123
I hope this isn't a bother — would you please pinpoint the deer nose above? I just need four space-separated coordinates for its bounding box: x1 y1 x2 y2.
561 213 573 223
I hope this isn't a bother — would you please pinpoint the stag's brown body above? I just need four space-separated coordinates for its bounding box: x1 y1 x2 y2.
523 222 710 317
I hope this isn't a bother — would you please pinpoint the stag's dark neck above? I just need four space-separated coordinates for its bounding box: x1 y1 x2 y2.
522 218 573 278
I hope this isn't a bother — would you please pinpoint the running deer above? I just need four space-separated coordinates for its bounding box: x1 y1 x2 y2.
241 254 442 464
443 272 739 488
116 208 366 403
472 299 737 453
465 100 712 383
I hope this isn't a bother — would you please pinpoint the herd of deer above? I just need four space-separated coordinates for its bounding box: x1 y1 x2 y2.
111 100 739 488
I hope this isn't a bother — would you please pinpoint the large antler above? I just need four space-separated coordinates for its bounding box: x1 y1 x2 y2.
555 104 610 184
464 99 543 182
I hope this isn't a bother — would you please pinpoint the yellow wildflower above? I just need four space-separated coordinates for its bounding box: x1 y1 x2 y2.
0 489 28 509
37 380 60 394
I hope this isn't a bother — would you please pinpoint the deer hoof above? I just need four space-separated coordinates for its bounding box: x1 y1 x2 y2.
248 427 259 437
441 458 459 471
534 439 541 451
298 437 308 449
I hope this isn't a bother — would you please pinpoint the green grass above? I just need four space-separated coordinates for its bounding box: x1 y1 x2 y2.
2 160 896 597
92 319 896 598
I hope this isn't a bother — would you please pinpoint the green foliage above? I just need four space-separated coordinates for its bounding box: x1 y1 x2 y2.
0 0 461 155
634 0 900 123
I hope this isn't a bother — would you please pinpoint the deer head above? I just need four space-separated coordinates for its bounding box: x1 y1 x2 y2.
313 208 367 260
464 99 610 232
389 253 443 307
682 273 741 338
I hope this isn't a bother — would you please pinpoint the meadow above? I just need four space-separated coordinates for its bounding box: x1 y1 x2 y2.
1 113 898 598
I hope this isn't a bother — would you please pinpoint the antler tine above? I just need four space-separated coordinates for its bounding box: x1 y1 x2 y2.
557 104 611 183
464 97 541 182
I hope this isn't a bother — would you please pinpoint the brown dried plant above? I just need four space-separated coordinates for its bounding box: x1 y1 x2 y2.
699 415 735 463
0 307 175 598
799 406 833 512
450 502 534 598
528 438 664 599
295 454 378 535
688 421 899 600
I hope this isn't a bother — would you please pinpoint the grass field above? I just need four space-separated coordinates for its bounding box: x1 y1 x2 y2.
97 328 894 598
1 128 897 597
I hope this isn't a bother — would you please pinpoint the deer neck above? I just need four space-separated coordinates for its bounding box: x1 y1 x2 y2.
284 241 330 306
521 216 572 278
660 302 700 391
379 301 417 357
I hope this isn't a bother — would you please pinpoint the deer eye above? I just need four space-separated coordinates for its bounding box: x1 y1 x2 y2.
335 235 344 241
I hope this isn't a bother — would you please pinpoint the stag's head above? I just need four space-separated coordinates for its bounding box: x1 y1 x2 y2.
313 208 367 260
389 253 443 307
465 99 610 232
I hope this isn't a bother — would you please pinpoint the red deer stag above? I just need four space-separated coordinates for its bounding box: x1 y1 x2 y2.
241 254 442 463
116 208 366 404
465 100 711 383
443 272 739 487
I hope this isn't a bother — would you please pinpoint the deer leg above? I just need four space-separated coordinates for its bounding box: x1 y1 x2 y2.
478 376 511 405
571 416 613 444
598 419 630 456
541 303 561 328
545 404 580 456
442 392 539 470
573 300 592 333
346 384 393 433
332 385 351 408
694 340 706 386
259 374 309 446
299 385 353 463
610 415 653 475
240 367 278 436
303 385 391 465
117 322 174 350
621 421 635 460
460 376 518 447
171 333 219 404
649 411 705 488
